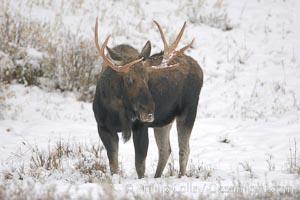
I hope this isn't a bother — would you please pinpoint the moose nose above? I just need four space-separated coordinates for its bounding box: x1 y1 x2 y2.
147 113 154 122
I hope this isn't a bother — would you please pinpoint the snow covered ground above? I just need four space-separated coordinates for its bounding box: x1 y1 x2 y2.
1 0 300 199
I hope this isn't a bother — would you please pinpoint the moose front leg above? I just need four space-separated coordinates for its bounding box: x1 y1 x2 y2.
97 125 119 175
133 124 149 178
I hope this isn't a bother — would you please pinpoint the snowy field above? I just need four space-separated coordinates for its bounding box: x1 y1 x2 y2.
0 0 300 199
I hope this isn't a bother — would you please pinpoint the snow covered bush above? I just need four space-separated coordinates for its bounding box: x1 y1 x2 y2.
0 10 49 85
0 10 101 101
44 33 101 101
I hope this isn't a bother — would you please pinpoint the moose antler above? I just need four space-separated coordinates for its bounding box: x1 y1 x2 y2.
94 17 143 72
151 21 194 70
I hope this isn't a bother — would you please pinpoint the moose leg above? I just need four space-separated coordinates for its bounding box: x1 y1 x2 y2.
132 124 149 178
153 122 173 178
176 122 191 177
176 107 197 177
97 125 119 175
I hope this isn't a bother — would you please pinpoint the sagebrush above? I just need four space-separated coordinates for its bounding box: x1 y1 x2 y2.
0 10 101 101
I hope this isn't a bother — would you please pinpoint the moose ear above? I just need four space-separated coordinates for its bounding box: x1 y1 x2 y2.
106 46 124 66
140 41 151 60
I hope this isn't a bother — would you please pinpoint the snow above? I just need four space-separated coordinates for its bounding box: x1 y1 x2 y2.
1 0 300 199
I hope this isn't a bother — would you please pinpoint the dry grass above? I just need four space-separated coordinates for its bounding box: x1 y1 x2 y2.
286 138 300 175
182 0 234 31
0 141 299 200
0 10 101 101
0 140 112 199
240 161 257 179
165 157 213 180
266 154 275 172
3 140 108 183
186 161 213 180
0 83 5 120
0 180 72 200
1 179 299 200
166 154 178 177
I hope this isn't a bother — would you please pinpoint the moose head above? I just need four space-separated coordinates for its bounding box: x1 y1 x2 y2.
94 18 193 123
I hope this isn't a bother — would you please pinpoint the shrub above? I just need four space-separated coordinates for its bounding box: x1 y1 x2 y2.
0 11 101 101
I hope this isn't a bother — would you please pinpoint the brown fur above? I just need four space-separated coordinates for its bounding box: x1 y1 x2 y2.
93 22 203 178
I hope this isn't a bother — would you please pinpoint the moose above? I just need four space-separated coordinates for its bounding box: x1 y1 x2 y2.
93 18 203 178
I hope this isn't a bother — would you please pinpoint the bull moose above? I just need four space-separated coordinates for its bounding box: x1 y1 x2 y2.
93 18 203 178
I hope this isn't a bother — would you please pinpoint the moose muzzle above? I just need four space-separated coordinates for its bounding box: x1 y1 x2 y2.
140 112 155 122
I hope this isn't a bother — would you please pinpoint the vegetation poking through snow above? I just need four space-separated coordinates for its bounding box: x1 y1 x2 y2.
240 161 257 179
186 161 213 180
3 140 108 184
165 154 178 177
286 139 300 175
0 84 5 120
165 156 213 179
266 154 276 172
0 10 101 101
183 0 234 31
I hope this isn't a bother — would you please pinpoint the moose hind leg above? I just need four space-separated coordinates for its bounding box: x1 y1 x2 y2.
154 122 173 178
97 125 119 175
133 124 149 178
176 107 197 177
